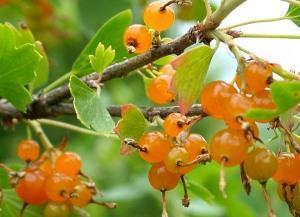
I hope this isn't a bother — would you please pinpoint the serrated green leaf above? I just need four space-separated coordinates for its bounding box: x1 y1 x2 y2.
0 189 43 217
286 5 300 27
114 104 147 141
171 45 214 114
246 81 300 120
0 24 41 111
69 75 115 133
72 10 132 76
187 180 215 203
89 43 115 74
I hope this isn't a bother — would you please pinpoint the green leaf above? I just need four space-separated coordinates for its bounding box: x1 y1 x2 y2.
153 55 175 66
0 189 43 217
286 5 300 27
69 75 115 133
72 10 132 76
89 43 115 74
246 81 300 120
0 24 41 111
171 45 214 114
114 104 147 141
187 180 215 203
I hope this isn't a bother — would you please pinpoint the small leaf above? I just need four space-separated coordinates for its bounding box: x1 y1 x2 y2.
187 180 215 203
89 43 115 74
246 81 300 120
0 24 41 111
114 104 147 141
69 75 115 133
286 5 300 27
72 10 132 76
171 45 214 114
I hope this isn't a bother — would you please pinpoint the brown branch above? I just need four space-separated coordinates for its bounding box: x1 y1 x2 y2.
0 101 205 120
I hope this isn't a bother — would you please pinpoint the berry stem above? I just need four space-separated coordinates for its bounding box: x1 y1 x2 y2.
124 138 148 152
37 119 118 139
161 190 169 217
18 202 28 217
180 176 190 207
260 182 276 217
240 163 251 195
220 16 286 30
24 120 53 150
219 157 228 198
204 0 212 17
25 125 32 140
281 0 300 7
179 153 211 167
238 33 300 39
92 200 117 209
0 163 13 173
43 71 72 93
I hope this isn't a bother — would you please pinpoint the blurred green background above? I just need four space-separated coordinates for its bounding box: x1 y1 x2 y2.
0 0 293 216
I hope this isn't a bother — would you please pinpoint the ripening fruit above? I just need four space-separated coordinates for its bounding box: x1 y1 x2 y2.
69 183 92 207
148 162 180 191
181 134 208 173
44 202 70 217
147 74 176 104
164 146 189 174
159 64 176 76
235 74 252 94
200 81 237 119
45 173 76 202
272 153 300 185
55 152 82 177
252 90 276 110
210 128 250 167
17 139 40 162
244 147 278 182
15 170 48 204
163 113 189 137
123 24 151 54
139 132 171 163
244 61 273 93
143 1 175 31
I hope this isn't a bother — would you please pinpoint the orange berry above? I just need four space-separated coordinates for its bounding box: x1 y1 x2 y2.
200 81 237 119
55 152 82 177
164 146 189 174
17 139 39 162
143 1 175 31
69 183 92 207
159 64 176 76
272 153 300 185
235 74 252 94
45 173 76 202
139 132 171 163
123 24 151 54
148 162 180 191
15 170 48 205
147 74 175 104
163 113 188 137
244 147 278 182
252 90 276 110
244 61 273 93
210 128 250 167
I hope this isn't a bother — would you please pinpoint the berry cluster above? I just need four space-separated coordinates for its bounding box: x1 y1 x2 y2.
123 0 176 54
1 139 116 217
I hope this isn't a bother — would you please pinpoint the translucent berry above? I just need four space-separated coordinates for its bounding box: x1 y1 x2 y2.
17 139 39 162
148 162 180 191
44 202 70 217
69 183 92 207
45 173 76 202
123 24 151 54
244 61 273 93
235 74 252 94
143 1 175 31
147 74 176 104
55 152 82 177
244 147 278 182
272 153 300 185
181 134 208 173
15 170 48 205
159 64 176 76
210 128 250 167
164 146 189 174
252 90 275 110
200 81 237 119
163 113 189 137
139 132 171 163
